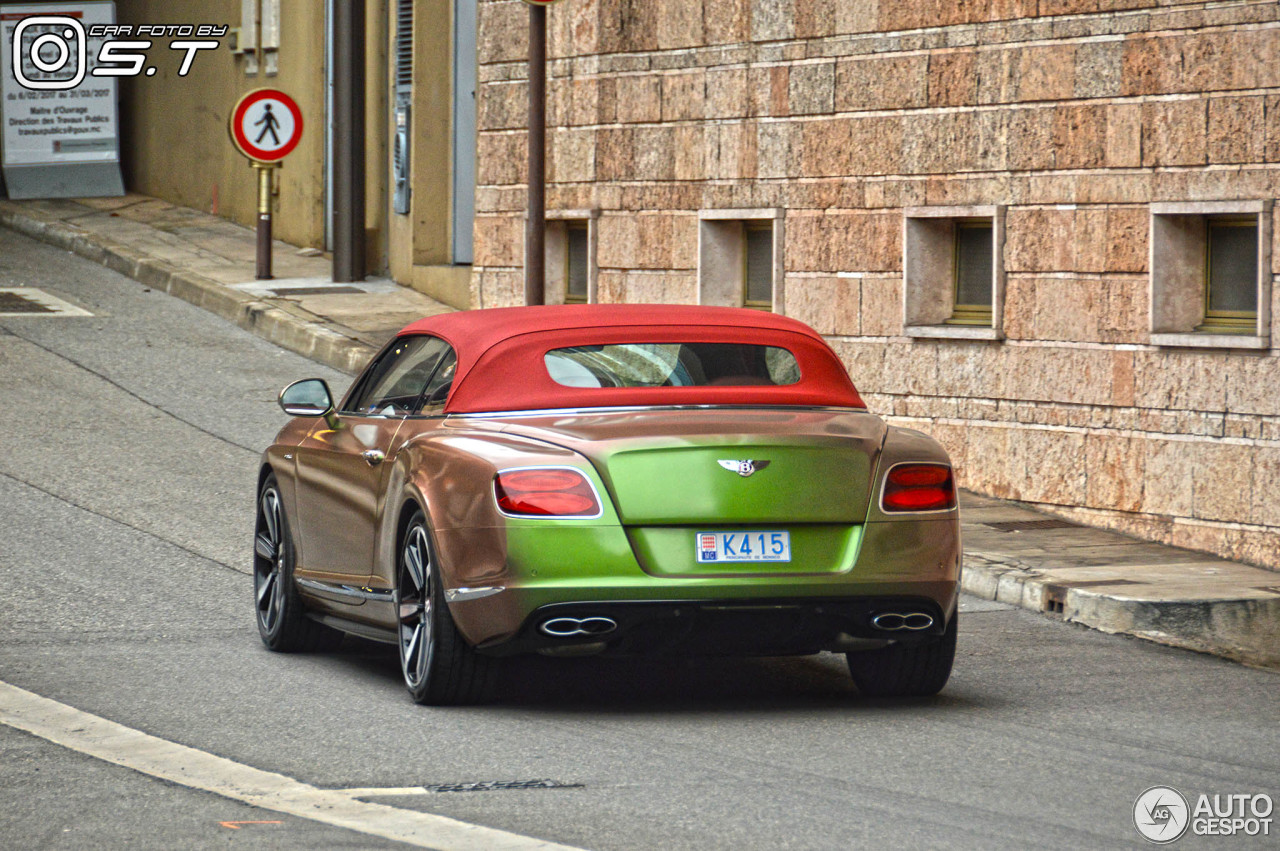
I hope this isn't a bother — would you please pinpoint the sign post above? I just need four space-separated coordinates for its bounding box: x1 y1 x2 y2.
228 88 302 280
521 0 563 306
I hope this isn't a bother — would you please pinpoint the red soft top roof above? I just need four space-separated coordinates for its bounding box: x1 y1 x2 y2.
396 304 865 414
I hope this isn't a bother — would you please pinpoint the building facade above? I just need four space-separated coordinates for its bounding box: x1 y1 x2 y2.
471 0 1280 570
116 0 343 251
114 0 478 307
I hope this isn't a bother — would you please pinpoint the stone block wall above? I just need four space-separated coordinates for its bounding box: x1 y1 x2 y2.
472 0 1280 570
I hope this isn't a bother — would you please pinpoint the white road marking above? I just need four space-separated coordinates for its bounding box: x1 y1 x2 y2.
0 680 587 851
0 286 93 317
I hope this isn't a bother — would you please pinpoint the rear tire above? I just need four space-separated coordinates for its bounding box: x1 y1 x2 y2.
254 474 342 653
846 612 956 697
397 511 497 705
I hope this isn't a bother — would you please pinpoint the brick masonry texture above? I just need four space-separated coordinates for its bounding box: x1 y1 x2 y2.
472 0 1280 570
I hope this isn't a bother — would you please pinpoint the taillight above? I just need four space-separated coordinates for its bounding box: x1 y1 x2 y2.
494 468 601 517
882 463 956 512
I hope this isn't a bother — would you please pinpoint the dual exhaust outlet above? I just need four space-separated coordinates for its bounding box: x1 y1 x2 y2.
871 612 935 632
539 616 618 638
539 612 933 637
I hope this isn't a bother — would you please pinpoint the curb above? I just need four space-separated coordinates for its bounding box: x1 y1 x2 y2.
961 553 1280 670
0 206 375 376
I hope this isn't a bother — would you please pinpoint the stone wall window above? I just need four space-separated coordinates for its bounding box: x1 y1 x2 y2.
743 222 774 309
545 211 598 304
1150 201 1271 349
699 209 785 313
1201 217 1258 332
951 221 995 325
564 222 589 304
903 205 1005 340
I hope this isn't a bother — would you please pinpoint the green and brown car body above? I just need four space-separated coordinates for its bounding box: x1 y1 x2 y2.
259 304 960 666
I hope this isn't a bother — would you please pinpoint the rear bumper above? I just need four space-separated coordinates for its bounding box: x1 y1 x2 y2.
478 594 955 657
439 515 961 651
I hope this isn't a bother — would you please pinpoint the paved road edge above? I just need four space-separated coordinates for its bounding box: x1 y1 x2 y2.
0 205 374 376
0 680 586 851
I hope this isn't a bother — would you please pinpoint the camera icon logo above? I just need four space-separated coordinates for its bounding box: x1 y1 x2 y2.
12 16 87 90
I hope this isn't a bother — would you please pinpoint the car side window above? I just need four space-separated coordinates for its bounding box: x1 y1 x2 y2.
342 336 449 417
419 349 457 415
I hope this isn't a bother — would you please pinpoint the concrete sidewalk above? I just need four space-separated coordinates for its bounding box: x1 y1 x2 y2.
0 194 450 374
2 193 1277 671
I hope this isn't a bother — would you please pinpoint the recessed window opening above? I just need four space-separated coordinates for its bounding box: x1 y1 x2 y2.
903 205 1004 339
699 209 784 313
545 213 596 305
1149 200 1270 348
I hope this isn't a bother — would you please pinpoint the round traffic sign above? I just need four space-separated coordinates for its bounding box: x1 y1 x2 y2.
229 89 303 163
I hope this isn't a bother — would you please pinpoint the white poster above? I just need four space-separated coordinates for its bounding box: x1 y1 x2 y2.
0 2 119 167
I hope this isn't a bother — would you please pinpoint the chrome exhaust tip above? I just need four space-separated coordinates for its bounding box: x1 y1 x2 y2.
539 616 618 638
870 612 935 632
902 613 935 630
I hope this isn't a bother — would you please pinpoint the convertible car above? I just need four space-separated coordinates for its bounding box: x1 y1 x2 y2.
255 304 960 704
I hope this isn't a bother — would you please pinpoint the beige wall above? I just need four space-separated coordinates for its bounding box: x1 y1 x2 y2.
472 0 1280 570
388 0 472 308
116 0 387 262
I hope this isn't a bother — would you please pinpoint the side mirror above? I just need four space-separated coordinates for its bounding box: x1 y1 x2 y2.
278 379 339 429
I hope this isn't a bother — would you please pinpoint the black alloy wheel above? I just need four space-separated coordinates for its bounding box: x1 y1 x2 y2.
397 520 436 693
254 474 341 652
396 511 496 705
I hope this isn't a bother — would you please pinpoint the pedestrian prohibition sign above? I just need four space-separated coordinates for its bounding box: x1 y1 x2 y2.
229 89 303 163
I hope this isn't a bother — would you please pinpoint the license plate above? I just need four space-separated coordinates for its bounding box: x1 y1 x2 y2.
696 531 791 563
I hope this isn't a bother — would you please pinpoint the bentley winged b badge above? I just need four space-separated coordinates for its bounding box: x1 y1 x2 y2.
718 459 771 477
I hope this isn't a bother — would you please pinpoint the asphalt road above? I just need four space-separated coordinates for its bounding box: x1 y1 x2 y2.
1 229 1277 850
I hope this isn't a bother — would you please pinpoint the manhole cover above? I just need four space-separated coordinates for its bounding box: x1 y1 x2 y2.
271 285 364 296
984 519 1081 532
0 288 92 317
421 779 581 793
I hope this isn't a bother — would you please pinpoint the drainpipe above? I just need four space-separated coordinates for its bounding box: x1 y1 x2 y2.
333 0 366 282
523 3 546 305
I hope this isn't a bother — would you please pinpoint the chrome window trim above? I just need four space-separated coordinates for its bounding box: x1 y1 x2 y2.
451 404 868 420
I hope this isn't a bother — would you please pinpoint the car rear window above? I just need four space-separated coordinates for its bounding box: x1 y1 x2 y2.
544 343 801 389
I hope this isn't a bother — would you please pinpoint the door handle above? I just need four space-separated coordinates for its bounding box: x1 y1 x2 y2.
362 449 386 466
